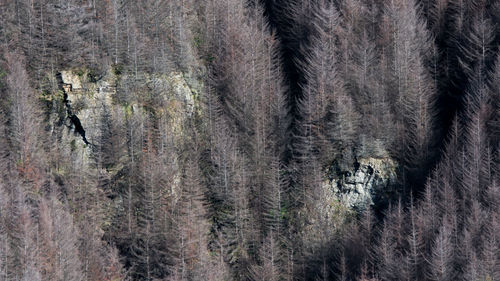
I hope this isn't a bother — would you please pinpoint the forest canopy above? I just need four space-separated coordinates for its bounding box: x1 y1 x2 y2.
0 0 498 280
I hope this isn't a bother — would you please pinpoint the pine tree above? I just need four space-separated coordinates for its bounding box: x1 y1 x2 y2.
427 221 455 281
38 196 85 281
3 51 44 185
381 0 437 193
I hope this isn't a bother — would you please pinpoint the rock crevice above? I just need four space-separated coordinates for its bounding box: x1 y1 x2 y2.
59 72 89 145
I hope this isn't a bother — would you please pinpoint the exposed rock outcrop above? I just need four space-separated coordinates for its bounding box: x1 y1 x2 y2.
324 156 397 210
58 68 396 212
54 68 200 201
59 69 197 149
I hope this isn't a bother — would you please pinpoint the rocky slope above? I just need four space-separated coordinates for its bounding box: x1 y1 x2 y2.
54 67 397 212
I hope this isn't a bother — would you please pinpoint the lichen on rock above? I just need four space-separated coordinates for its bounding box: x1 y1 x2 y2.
55 67 201 203
61 70 84 89
165 72 196 116
60 69 197 146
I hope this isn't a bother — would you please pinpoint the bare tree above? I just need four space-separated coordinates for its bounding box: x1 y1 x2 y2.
3 51 45 186
381 0 437 192
427 222 455 281
38 196 84 281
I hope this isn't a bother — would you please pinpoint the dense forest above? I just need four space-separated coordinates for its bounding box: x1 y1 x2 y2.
0 0 499 280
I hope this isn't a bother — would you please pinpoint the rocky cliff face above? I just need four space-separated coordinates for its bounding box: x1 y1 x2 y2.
323 156 397 210
55 68 396 211
49 68 200 201
59 69 198 148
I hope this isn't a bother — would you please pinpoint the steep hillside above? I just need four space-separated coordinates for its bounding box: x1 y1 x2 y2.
0 0 498 280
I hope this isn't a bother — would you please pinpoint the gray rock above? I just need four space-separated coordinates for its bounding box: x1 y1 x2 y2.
323 157 397 210
60 70 196 148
